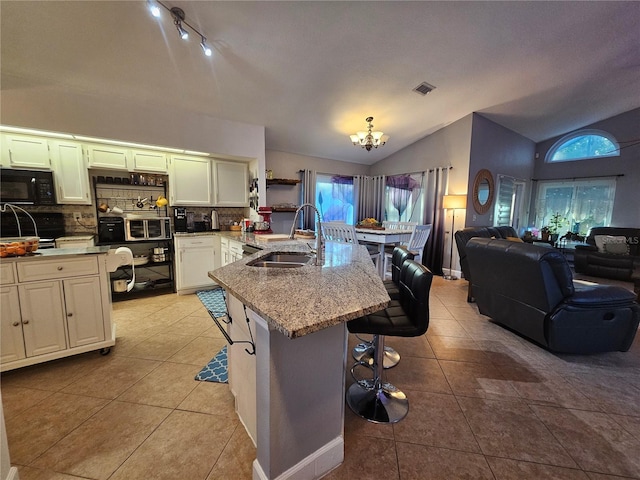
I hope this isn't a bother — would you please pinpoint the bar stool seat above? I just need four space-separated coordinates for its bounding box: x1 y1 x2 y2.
346 259 432 423
353 246 415 368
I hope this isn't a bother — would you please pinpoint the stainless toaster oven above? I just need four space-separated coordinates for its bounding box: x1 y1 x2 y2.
125 217 171 241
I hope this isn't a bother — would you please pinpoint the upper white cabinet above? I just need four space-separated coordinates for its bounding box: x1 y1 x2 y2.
213 160 249 207
0 133 51 170
130 149 168 173
49 140 91 205
86 144 129 170
168 155 213 206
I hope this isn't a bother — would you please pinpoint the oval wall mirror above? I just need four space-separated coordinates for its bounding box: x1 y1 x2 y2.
472 169 495 215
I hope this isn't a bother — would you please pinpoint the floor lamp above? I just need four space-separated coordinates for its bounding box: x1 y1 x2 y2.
443 194 467 280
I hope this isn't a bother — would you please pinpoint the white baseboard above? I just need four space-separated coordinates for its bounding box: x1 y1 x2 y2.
5 466 20 480
253 436 344 480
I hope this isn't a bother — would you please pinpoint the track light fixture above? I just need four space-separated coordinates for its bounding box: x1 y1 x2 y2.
148 1 213 58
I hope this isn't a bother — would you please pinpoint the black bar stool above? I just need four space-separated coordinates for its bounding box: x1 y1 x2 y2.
346 259 432 423
352 246 415 368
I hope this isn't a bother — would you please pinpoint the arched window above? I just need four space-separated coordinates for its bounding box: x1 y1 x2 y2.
546 129 620 163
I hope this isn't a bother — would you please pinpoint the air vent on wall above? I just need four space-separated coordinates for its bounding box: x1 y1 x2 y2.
413 82 436 96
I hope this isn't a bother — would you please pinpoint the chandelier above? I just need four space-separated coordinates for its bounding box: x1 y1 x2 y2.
350 117 389 151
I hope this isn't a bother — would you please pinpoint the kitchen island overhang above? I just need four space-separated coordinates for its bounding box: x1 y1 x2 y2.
208 241 389 480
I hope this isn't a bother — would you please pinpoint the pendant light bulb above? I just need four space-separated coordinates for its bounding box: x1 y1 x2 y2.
148 2 161 18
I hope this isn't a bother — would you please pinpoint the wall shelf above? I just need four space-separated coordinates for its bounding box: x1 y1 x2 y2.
266 178 301 186
271 207 298 212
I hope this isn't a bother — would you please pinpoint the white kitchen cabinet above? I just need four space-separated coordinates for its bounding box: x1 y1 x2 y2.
213 160 249 206
0 133 51 169
49 140 91 204
64 276 105 347
0 286 26 363
130 149 168 173
18 281 68 357
0 253 115 372
86 143 129 170
169 155 213 206
221 237 244 266
174 235 220 294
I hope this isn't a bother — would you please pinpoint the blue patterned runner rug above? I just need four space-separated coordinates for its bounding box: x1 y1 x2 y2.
195 288 229 383
195 345 228 383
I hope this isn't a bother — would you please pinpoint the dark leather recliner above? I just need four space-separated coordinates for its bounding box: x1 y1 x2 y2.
454 226 519 302
466 238 639 354
574 227 640 281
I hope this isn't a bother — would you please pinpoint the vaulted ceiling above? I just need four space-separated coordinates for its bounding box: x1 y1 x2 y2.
2 1 639 165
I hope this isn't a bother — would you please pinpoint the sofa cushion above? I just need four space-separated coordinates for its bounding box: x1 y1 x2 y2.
602 236 630 255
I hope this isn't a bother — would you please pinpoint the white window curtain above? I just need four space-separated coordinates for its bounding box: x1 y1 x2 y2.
533 177 617 236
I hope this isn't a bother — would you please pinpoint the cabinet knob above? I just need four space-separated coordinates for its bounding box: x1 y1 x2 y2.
12 321 20 327
67 313 73 317
22 320 29 325
57 266 63 271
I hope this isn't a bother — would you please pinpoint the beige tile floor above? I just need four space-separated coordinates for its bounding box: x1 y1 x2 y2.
2 276 640 480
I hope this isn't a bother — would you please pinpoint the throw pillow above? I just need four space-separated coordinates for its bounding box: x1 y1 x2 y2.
593 235 607 252
602 235 629 255
506 236 524 243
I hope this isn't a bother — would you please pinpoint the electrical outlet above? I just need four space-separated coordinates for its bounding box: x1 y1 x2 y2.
73 211 82 221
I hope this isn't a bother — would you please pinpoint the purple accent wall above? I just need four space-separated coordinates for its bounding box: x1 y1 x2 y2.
467 114 536 227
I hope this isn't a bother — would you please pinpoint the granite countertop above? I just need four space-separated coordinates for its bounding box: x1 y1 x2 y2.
208 241 390 338
2 246 111 260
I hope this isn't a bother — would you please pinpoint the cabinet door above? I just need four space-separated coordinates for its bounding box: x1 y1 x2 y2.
64 276 105 347
176 239 217 291
213 160 249 206
169 155 213 206
86 144 129 170
49 140 91 204
131 149 168 173
1 134 51 169
0 286 26 363
18 281 67 357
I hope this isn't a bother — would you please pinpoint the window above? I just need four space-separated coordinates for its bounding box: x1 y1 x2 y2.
546 129 619 163
316 174 354 224
534 177 616 236
384 173 424 222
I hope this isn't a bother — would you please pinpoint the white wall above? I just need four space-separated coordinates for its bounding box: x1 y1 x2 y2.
0 83 266 176
265 150 369 234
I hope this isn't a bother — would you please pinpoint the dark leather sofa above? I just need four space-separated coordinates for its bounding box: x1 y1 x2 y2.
466 238 639 354
574 227 640 281
454 226 519 302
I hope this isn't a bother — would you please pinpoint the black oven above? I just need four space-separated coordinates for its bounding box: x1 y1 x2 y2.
0 169 56 205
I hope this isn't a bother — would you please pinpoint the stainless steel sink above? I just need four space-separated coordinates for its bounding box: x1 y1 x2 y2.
246 252 313 268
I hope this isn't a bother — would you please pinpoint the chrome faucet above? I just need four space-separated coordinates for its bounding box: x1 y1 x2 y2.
289 203 324 266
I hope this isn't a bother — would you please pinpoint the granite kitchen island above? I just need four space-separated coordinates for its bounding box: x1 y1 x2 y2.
209 240 389 480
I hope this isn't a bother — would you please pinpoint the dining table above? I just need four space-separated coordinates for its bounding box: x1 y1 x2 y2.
355 227 414 278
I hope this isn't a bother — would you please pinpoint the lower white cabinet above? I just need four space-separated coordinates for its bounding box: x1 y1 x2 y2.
174 235 221 294
0 254 115 372
221 237 244 267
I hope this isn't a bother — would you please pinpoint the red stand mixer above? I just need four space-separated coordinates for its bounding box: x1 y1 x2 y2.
254 207 273 234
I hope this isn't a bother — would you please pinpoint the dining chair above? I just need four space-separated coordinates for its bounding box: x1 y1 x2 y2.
323 222 380 266
384 224 432 274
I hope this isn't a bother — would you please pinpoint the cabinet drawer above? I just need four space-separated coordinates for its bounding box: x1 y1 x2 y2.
0 263 16 285
357 233 382 243
229 241 244 255
17 257 99 282
176 236 215 248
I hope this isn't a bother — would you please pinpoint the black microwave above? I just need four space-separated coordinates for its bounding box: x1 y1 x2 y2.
0 168 56 205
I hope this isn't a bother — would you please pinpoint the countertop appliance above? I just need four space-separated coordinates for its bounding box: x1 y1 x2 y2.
255 206 273 234
174 207 187 233
98 217 125 244
0 210 64 248
0 168 56 205
211 210 220 231
125 217 171 241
